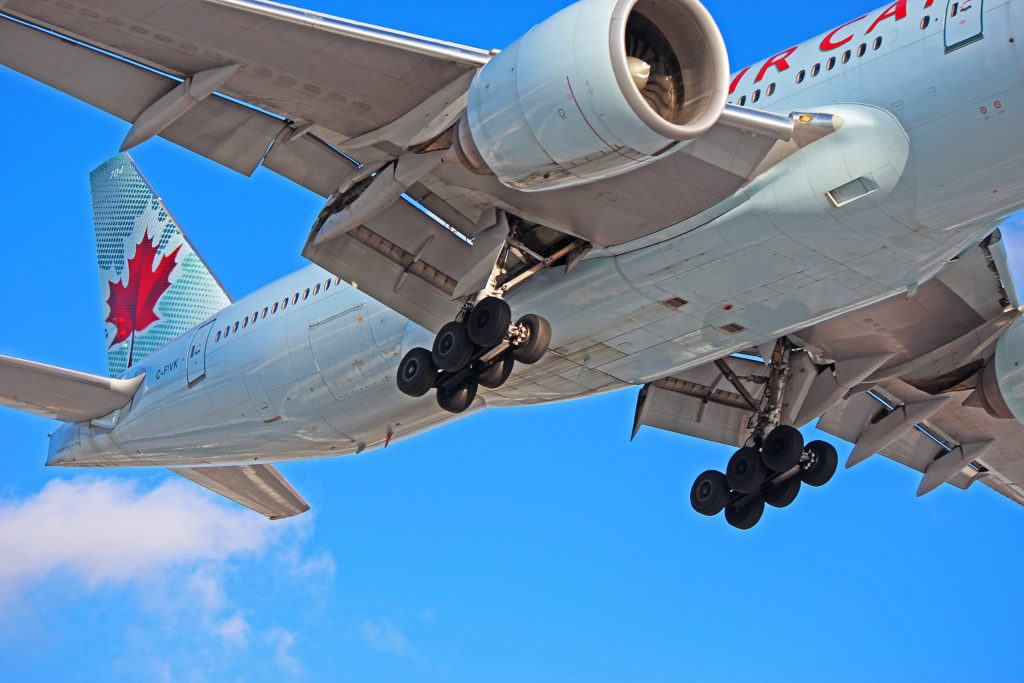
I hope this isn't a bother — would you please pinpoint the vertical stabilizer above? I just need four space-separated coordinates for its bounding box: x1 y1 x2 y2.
90 154 232 377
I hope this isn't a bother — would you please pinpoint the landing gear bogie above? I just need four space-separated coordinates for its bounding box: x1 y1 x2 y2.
396 296 551 414
688 431 841 529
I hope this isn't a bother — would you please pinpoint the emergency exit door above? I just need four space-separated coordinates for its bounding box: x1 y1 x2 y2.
945 0 984 52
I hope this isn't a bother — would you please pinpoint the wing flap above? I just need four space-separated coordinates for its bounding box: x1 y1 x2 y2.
0 355 144 422
171 464 310 519
1 0 486 141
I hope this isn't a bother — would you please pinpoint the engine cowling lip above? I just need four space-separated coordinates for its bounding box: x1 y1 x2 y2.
608 0 730 141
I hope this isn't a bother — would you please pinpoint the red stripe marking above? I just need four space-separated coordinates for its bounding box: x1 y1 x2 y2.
565 76 644 162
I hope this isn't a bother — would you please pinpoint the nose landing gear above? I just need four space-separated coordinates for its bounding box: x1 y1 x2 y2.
396 296 551 414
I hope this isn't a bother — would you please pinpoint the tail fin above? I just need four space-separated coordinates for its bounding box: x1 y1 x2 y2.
90 153 232 378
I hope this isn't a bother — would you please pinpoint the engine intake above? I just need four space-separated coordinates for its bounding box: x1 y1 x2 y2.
455 0 729 191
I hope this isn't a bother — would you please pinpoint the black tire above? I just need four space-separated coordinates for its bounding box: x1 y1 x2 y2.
436 378 478 414
467 296 512 348
690 470 730 517
476 355 515 389
725 496 765 530
396 347 437 397
511 314 551 365
801 440 839 487
765 476 801 508
432 321 475 372
762 425 804 472
726 447 767 494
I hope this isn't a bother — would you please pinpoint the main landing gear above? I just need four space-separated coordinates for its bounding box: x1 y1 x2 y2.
396 296 551 414
688 338 841 529
690 427 839 530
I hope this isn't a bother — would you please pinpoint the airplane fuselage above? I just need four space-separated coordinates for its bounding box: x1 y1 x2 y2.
49 0 1024 468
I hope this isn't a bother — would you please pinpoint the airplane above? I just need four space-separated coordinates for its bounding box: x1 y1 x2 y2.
1 0 1023 529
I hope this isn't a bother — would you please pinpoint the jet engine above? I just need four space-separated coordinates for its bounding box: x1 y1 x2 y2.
452 0 730 191
975 316 1024 421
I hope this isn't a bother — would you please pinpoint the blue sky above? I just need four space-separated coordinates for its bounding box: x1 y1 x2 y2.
1 1 1023 681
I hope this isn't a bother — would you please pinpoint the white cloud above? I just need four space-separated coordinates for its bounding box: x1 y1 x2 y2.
216 613 250 647
360 618 411 657
0 477 273 600
267 627 302 675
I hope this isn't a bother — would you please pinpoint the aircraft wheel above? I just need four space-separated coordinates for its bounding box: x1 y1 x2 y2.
396 347 437 397
762 425 804 472
690 470 730 517
725 496 765 530
726 447 767 494
477 355 515 389
432 321 475 371
801 440 839 487
437 378 478 414
511 314 551 364
765 477 801 508
467 296 512 348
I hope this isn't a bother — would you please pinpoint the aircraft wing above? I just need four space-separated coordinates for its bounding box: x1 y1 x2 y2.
0 355 144 422
635 229 1024 506
0 0 489 195
171 464 310 519
0 0 819 333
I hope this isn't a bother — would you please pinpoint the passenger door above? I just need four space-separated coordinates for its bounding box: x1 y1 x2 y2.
945 0 984 52
186 320 216 386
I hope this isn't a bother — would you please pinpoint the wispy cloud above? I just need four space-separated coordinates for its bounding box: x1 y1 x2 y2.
267 627 303 675
360 618 412 657
216 613 251 647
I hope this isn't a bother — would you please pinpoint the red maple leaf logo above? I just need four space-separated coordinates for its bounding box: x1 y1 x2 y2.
106 233 181 354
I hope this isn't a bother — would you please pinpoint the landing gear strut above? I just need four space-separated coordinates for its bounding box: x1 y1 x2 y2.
688 339 841 529
396 295 551 414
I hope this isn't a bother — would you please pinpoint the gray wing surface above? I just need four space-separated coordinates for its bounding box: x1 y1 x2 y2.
0 0 818 332
171 464 310 519
0 355 143 422
636 229 1024 507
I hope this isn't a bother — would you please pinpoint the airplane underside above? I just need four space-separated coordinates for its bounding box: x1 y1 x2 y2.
4 0 1024 527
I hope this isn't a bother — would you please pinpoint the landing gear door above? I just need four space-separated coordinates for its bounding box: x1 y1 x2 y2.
945 0 984 52
187 320 216 386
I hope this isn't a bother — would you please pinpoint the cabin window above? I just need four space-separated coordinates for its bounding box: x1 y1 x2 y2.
796 70 805 84
215 331 221 342
766 83 776 97
224 326 230 338
826 56 836 70
281 298 288 310
921 16 930 30
737 95 746 106
811 63 821 77
303 288 310 300
857 43 867 57
242 317 248 328
272 302 279 314
313 283 320 296
252 311 258 323
873 36 883 50
292 293 299 305
335 277 342 285
233 322 239 333
324 279 331 291
262 307 268 319
841 50 851 64
751 89 761 103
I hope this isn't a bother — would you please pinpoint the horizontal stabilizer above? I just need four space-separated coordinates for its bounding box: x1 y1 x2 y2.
0 354 144 422
170 464 310 520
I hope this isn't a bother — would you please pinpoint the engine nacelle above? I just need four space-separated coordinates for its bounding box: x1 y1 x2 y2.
975 316 1024 421
455 0 729 191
